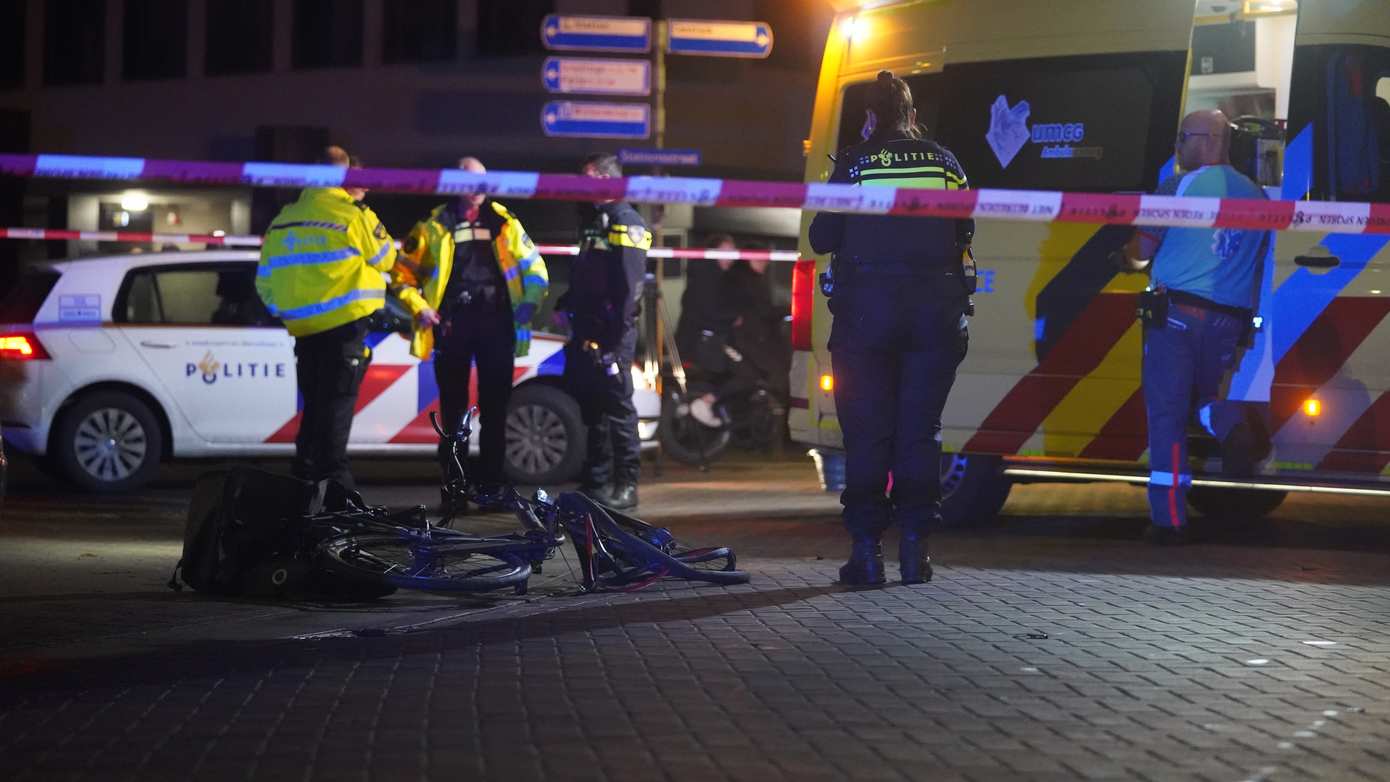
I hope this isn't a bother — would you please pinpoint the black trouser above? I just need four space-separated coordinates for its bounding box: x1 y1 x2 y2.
293 317 370 489
565 327 640 489
828 272 969 540
434 298 515 486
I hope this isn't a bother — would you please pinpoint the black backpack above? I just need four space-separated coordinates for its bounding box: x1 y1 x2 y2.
169 467 318 596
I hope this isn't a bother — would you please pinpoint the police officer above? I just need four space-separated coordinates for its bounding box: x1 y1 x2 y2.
256 145 397 490
808 71 974 586
394 157 549 504
559 154 651 510
1120 110 1271 545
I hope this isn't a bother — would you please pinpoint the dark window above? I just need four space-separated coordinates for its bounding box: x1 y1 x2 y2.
931 53 1187 193
383 0 456 64
206 0 273 75
1292 45 1390 203
292 0 363 69
0 271 61 323
118 265 274 326
0 1 24 90
1190 21 1257 76
44 0 105 86
123 0 188 80
477 0 552 56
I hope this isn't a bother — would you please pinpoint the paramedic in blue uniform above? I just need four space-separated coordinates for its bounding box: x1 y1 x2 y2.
1120 109 1271 545
808 70 974 586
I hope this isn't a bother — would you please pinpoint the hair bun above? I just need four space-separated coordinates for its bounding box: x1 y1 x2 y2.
876 70 894 84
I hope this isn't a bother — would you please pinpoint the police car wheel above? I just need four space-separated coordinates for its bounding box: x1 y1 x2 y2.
938 453 1011 529
504 385 586 485
52 390 164 493
1186 486 1286 520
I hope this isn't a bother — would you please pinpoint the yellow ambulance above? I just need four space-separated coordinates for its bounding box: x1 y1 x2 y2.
789 0 1390 525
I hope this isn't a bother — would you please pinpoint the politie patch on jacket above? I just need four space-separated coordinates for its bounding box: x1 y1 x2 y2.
374 222 388 241
628 225 645 245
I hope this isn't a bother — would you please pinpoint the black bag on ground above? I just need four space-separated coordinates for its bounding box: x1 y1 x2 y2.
171 467 318 596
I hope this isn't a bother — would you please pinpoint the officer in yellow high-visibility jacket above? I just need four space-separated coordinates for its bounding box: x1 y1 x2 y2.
392 157 549 499
256 146 397 489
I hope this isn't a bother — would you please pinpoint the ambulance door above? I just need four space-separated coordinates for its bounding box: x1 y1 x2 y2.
1271 2 1390 478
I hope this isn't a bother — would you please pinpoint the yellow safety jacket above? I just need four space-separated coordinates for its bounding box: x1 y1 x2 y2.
394 200 549 359
256 187 398 338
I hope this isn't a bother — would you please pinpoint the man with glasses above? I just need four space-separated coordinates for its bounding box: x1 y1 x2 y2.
1118 110 1272 545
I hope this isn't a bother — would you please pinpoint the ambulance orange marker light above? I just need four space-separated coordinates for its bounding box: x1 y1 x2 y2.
819 373 834 392
1303 398 1321 417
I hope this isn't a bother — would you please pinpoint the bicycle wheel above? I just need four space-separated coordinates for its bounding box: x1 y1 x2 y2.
568 495 751 587
318 534 532 593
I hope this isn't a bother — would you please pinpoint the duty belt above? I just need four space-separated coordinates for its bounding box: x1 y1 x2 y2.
1167 289 1251 322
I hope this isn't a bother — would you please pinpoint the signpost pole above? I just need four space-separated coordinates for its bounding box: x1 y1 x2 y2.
651 19 668 398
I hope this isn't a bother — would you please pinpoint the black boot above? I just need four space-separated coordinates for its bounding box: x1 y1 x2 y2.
605 484 638 511
899 533 933 585
578 484 612 505
837 537 885 586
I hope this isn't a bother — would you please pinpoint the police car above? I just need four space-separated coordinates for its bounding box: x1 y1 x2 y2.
0 251 659 492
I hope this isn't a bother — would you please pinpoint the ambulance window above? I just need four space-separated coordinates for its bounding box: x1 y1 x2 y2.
834 74 942 154
1185 9 1297 189
932 53 1185 193
1322 51 1390 203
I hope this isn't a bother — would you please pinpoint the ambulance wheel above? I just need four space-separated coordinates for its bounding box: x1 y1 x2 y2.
504 384 586 485
938 453 1012 529
1187 486 1286 520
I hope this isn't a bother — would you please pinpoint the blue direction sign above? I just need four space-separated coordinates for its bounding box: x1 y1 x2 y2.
542 101 651 139
618 148 702 167
667 19 773 59
541 14 652 53
542 57 651 96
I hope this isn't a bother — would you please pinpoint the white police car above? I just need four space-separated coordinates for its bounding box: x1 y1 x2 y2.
0 251 659 492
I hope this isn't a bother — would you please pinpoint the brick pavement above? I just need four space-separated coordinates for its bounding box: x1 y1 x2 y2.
3 458 1390 780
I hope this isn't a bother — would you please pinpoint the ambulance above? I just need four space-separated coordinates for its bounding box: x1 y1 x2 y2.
790 0 1390 525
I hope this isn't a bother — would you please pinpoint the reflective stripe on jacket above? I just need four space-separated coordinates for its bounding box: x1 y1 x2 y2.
256 187 397 338
395 199 549 359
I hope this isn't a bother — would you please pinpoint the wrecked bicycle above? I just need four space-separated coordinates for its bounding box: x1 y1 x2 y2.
173 407 750 597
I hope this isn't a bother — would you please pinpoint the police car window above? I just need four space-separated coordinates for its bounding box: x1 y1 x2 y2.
932 53 1186 193
119 266 274 326
835 74 942 155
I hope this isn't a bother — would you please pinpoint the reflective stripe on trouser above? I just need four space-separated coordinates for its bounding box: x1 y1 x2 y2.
1142 305 1244 528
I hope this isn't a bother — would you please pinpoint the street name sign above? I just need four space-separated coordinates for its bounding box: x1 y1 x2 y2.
618 148 702 166
542 57 651 96
542 101 651 139
541 14 652 53
666 19 773 58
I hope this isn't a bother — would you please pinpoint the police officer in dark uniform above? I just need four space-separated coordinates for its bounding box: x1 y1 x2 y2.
809 71 975 586
559 154 652 510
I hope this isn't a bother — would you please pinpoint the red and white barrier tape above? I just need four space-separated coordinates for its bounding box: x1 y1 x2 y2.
0 227 261 246
3 152 1388 234
0 227 801 262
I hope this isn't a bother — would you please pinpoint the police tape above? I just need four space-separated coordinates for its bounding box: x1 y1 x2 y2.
0 227 801 262
3 152 1388 234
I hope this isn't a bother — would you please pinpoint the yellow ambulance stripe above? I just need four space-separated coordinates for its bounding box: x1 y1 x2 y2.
1041 320 1144 456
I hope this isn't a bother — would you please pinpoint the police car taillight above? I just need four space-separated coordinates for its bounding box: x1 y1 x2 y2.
0 332 50 361
791 259 816 351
